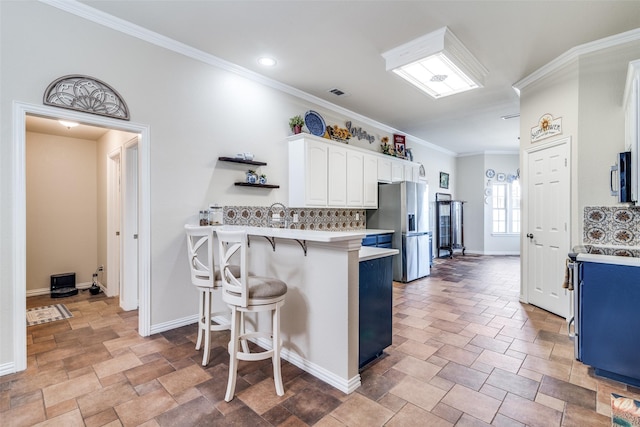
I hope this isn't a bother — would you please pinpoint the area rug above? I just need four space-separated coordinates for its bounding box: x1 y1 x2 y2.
612 393 640 427
26 304 73 326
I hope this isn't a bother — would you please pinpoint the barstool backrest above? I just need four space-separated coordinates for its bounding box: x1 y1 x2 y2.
216 229 249 308
185 225 215 289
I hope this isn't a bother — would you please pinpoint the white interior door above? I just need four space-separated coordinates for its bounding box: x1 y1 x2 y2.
107 148 122 298
525 138 570 318
121 139 139 311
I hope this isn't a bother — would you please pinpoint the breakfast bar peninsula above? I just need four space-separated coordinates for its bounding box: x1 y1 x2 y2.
211 225 397 394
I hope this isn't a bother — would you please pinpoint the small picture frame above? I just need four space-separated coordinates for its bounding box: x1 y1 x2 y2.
439 172 449 189
393 134 406 158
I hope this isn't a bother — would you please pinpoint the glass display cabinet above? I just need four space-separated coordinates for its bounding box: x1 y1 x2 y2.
436 193 465 258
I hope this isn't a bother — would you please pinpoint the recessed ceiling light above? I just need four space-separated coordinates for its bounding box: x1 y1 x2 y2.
257 56 277 67
58 120 79 128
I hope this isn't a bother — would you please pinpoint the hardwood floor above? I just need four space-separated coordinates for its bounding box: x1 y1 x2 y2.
2 255 638 426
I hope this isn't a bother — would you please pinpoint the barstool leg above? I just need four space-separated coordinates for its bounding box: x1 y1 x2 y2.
272 304 284 396
195 290 204 351
225 307 241 402
202 290 212 366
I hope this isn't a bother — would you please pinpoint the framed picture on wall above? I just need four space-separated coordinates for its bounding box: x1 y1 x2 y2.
439 172 449 189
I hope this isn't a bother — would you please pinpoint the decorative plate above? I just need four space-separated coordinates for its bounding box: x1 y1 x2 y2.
496 173 506 182
485 169 495 178
484 187 492 196
304 110 326 137
419 164 426 177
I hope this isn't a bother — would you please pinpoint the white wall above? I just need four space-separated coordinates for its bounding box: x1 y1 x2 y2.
26 132 98 291
456 153 520 255
0 2 457 370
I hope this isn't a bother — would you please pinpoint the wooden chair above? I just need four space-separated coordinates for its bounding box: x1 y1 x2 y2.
216 228 288 402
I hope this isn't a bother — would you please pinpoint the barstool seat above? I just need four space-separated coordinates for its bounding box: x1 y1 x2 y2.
184 224 235 366
216 228 287 402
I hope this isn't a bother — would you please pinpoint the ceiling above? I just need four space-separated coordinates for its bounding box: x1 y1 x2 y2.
39 1 640 155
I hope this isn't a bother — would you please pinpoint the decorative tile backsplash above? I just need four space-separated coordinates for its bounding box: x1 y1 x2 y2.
223 206 367 231
583 206 640 256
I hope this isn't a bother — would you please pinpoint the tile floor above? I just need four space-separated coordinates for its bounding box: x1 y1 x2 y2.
2 255 639 426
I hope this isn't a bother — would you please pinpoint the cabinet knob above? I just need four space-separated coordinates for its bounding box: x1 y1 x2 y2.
526 233 534 239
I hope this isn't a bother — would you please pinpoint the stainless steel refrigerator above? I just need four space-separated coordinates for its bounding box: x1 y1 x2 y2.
367 181 430 282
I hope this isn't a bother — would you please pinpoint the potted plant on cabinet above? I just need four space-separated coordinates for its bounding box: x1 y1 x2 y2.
289 115 304 134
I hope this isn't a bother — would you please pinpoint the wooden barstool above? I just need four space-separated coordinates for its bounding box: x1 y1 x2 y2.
216 228 288 402
184 224 230 366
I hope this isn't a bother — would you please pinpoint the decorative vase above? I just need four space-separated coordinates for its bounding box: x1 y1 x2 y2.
246 171 257 184
293 125 302 134
259 176 267 185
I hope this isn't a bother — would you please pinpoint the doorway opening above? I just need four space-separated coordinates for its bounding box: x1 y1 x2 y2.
11 101 150 373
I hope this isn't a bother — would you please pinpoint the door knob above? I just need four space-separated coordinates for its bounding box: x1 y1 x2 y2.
526 233 534 239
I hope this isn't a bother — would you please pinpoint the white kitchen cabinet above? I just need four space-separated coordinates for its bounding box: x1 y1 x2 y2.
377 157 392 183
363 154 378 208
346 150 364 206
404 164 422 182
288 137 328 207
328 145 348 206
391 161 404 182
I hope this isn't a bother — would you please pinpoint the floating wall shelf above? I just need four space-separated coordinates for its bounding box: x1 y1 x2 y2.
218 156 267 166
234 182 280 189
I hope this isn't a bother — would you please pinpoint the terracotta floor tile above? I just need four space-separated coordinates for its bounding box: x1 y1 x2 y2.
42 372 102 408
114 388 178 427
394 340 440 360
498 392 562 427
282 386 342 425
485 368 539 400
389 376 447 411
441 384 501 423
538 375 596 410
392 355 442 383
156 364 211 397
437 362 488 391
0 399 46 426
433 344 479 366
473 349 523 373
330 393 394 427
386 402 453 426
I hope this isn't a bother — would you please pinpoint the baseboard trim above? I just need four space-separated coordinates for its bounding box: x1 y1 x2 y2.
0 362 16 377
26 282 99 297
150 315 361 394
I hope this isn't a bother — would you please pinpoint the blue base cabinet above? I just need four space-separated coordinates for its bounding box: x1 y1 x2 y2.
359 256 393 369
578 261 640 387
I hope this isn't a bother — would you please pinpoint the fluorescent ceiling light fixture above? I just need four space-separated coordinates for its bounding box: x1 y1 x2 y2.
257 56 277 67
382 27 488 99
58 120 79 128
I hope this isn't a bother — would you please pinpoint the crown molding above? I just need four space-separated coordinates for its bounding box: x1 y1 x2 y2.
513 27 640 93
39 0 455 156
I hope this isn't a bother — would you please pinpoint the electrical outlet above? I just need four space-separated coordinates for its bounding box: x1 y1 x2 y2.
293 213 299 223
356 213 360 220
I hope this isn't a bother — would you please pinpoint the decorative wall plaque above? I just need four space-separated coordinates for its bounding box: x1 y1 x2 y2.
531 113 562 142
43 75 130 120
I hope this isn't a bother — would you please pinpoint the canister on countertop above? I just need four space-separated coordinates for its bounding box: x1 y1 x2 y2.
209 204 223 225
199 210 209 226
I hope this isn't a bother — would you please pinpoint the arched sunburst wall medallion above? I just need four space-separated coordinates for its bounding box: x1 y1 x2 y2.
43 75 130 120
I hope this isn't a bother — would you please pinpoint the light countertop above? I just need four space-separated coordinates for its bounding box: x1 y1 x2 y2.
359 246 399 262
213 225 367 243
576 253 640 267
363 229 395 235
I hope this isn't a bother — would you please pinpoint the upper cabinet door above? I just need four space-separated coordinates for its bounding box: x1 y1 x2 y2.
289 138 328 207
391 161 404 182
378 157 392 183
328 146 347 206
363 154 378 208
346 150 364 207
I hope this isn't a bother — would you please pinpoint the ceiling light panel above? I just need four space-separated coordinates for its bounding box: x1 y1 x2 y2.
383 27 488 99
